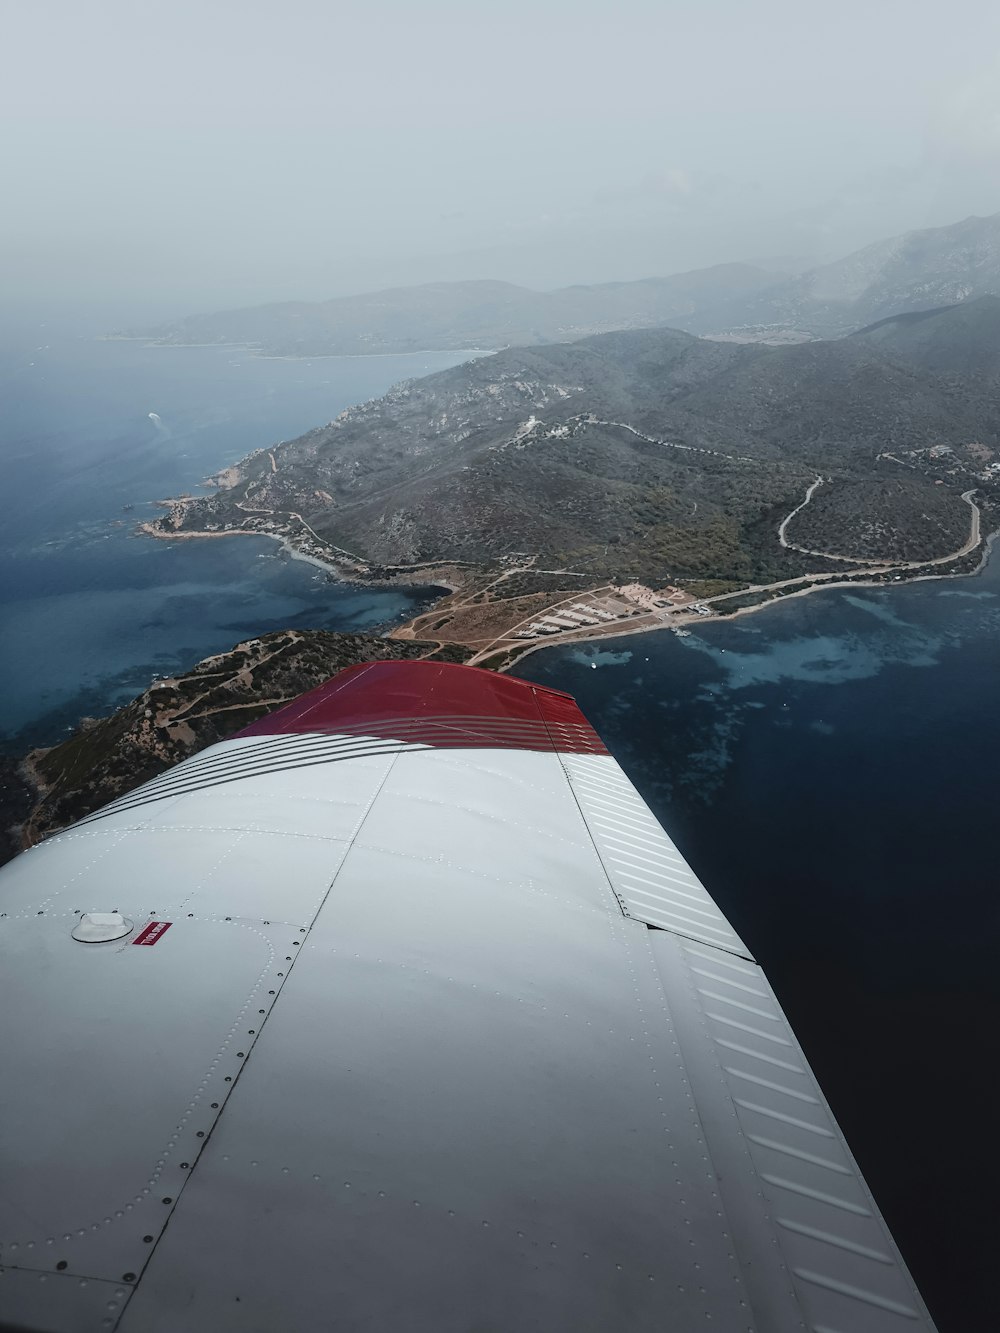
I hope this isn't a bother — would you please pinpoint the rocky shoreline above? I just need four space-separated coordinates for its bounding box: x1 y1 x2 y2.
5 525 994 867
2 629 444 864
137 491 995 674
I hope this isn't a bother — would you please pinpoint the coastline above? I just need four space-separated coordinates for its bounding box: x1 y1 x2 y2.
103 335 497 362
501 533 998 670
136 511 997 674
504 533 997 666
137 519 466 594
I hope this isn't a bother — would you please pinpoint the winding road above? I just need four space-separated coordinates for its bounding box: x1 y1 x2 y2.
777 476 981 568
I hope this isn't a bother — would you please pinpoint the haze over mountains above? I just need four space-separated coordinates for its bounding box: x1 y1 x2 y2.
724 211 1000 337
135 265 779 357
138 211 1000 355
154 296 1000 589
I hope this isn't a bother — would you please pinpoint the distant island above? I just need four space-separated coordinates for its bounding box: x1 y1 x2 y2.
143 298 1000 671
126 211 1000 355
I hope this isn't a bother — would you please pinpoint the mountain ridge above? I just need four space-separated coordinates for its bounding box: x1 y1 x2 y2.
705 213 1000 338
129 265 779 356
131 212 1000 354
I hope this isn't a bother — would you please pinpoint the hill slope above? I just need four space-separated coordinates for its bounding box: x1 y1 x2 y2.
15 630 441 851
695 213 1000 338
851 294 1000 383
151 301 1000 589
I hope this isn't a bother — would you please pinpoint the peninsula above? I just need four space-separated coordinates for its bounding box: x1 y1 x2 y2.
143 299 1000 668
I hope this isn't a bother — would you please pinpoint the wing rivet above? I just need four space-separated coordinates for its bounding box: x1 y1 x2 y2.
161 1198 172 1205
56 1261 67 1271
122 1273 136 1282
142 1236 153 1244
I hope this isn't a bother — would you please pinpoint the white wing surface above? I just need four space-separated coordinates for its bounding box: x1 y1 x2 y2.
0 661 937 1332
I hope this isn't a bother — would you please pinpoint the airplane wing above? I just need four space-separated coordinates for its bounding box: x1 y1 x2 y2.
0 661 937 1332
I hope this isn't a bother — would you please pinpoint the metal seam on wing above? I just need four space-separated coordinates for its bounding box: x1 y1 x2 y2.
558 753 754 959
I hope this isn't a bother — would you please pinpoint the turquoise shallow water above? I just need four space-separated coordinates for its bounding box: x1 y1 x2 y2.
520 553 1000 1330
0 326 475 747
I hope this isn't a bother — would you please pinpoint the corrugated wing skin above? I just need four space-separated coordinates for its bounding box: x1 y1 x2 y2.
0 663 936 1332
561 752 752 958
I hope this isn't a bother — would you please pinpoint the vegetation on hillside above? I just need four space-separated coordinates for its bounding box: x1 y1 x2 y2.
20 631 436 848
154 302 1000 587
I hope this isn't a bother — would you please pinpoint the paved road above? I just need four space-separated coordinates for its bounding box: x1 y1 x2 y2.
777 477 981 568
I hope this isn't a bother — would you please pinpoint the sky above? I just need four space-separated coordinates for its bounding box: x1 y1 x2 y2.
3 0 1000 321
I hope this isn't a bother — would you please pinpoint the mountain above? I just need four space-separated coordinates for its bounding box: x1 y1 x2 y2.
851 294 1000 384
695 212 1000 338
131 212 1000 354
12 630 448 854
130 266 782 355
151 300 1000 591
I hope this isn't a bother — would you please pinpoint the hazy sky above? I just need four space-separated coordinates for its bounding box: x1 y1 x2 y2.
4 0 1000 320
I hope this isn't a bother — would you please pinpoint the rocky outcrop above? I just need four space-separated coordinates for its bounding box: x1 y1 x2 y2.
13 630 437 854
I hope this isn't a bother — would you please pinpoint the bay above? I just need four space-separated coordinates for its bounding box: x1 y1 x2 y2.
0 323 477 748
519 550 1000 1330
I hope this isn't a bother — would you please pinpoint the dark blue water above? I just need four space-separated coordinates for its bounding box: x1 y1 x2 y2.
2 315 993 1327
0 324 475 748
520 559 1000 1330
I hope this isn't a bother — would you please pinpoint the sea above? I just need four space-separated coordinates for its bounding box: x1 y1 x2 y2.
0 318 476 750
1 313 994 1329
519 560 999 1329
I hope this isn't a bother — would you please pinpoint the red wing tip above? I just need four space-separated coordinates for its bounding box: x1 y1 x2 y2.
321 659 576 702
235 659 606 755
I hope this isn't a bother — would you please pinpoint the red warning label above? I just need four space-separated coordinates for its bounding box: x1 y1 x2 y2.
133 920 172 947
